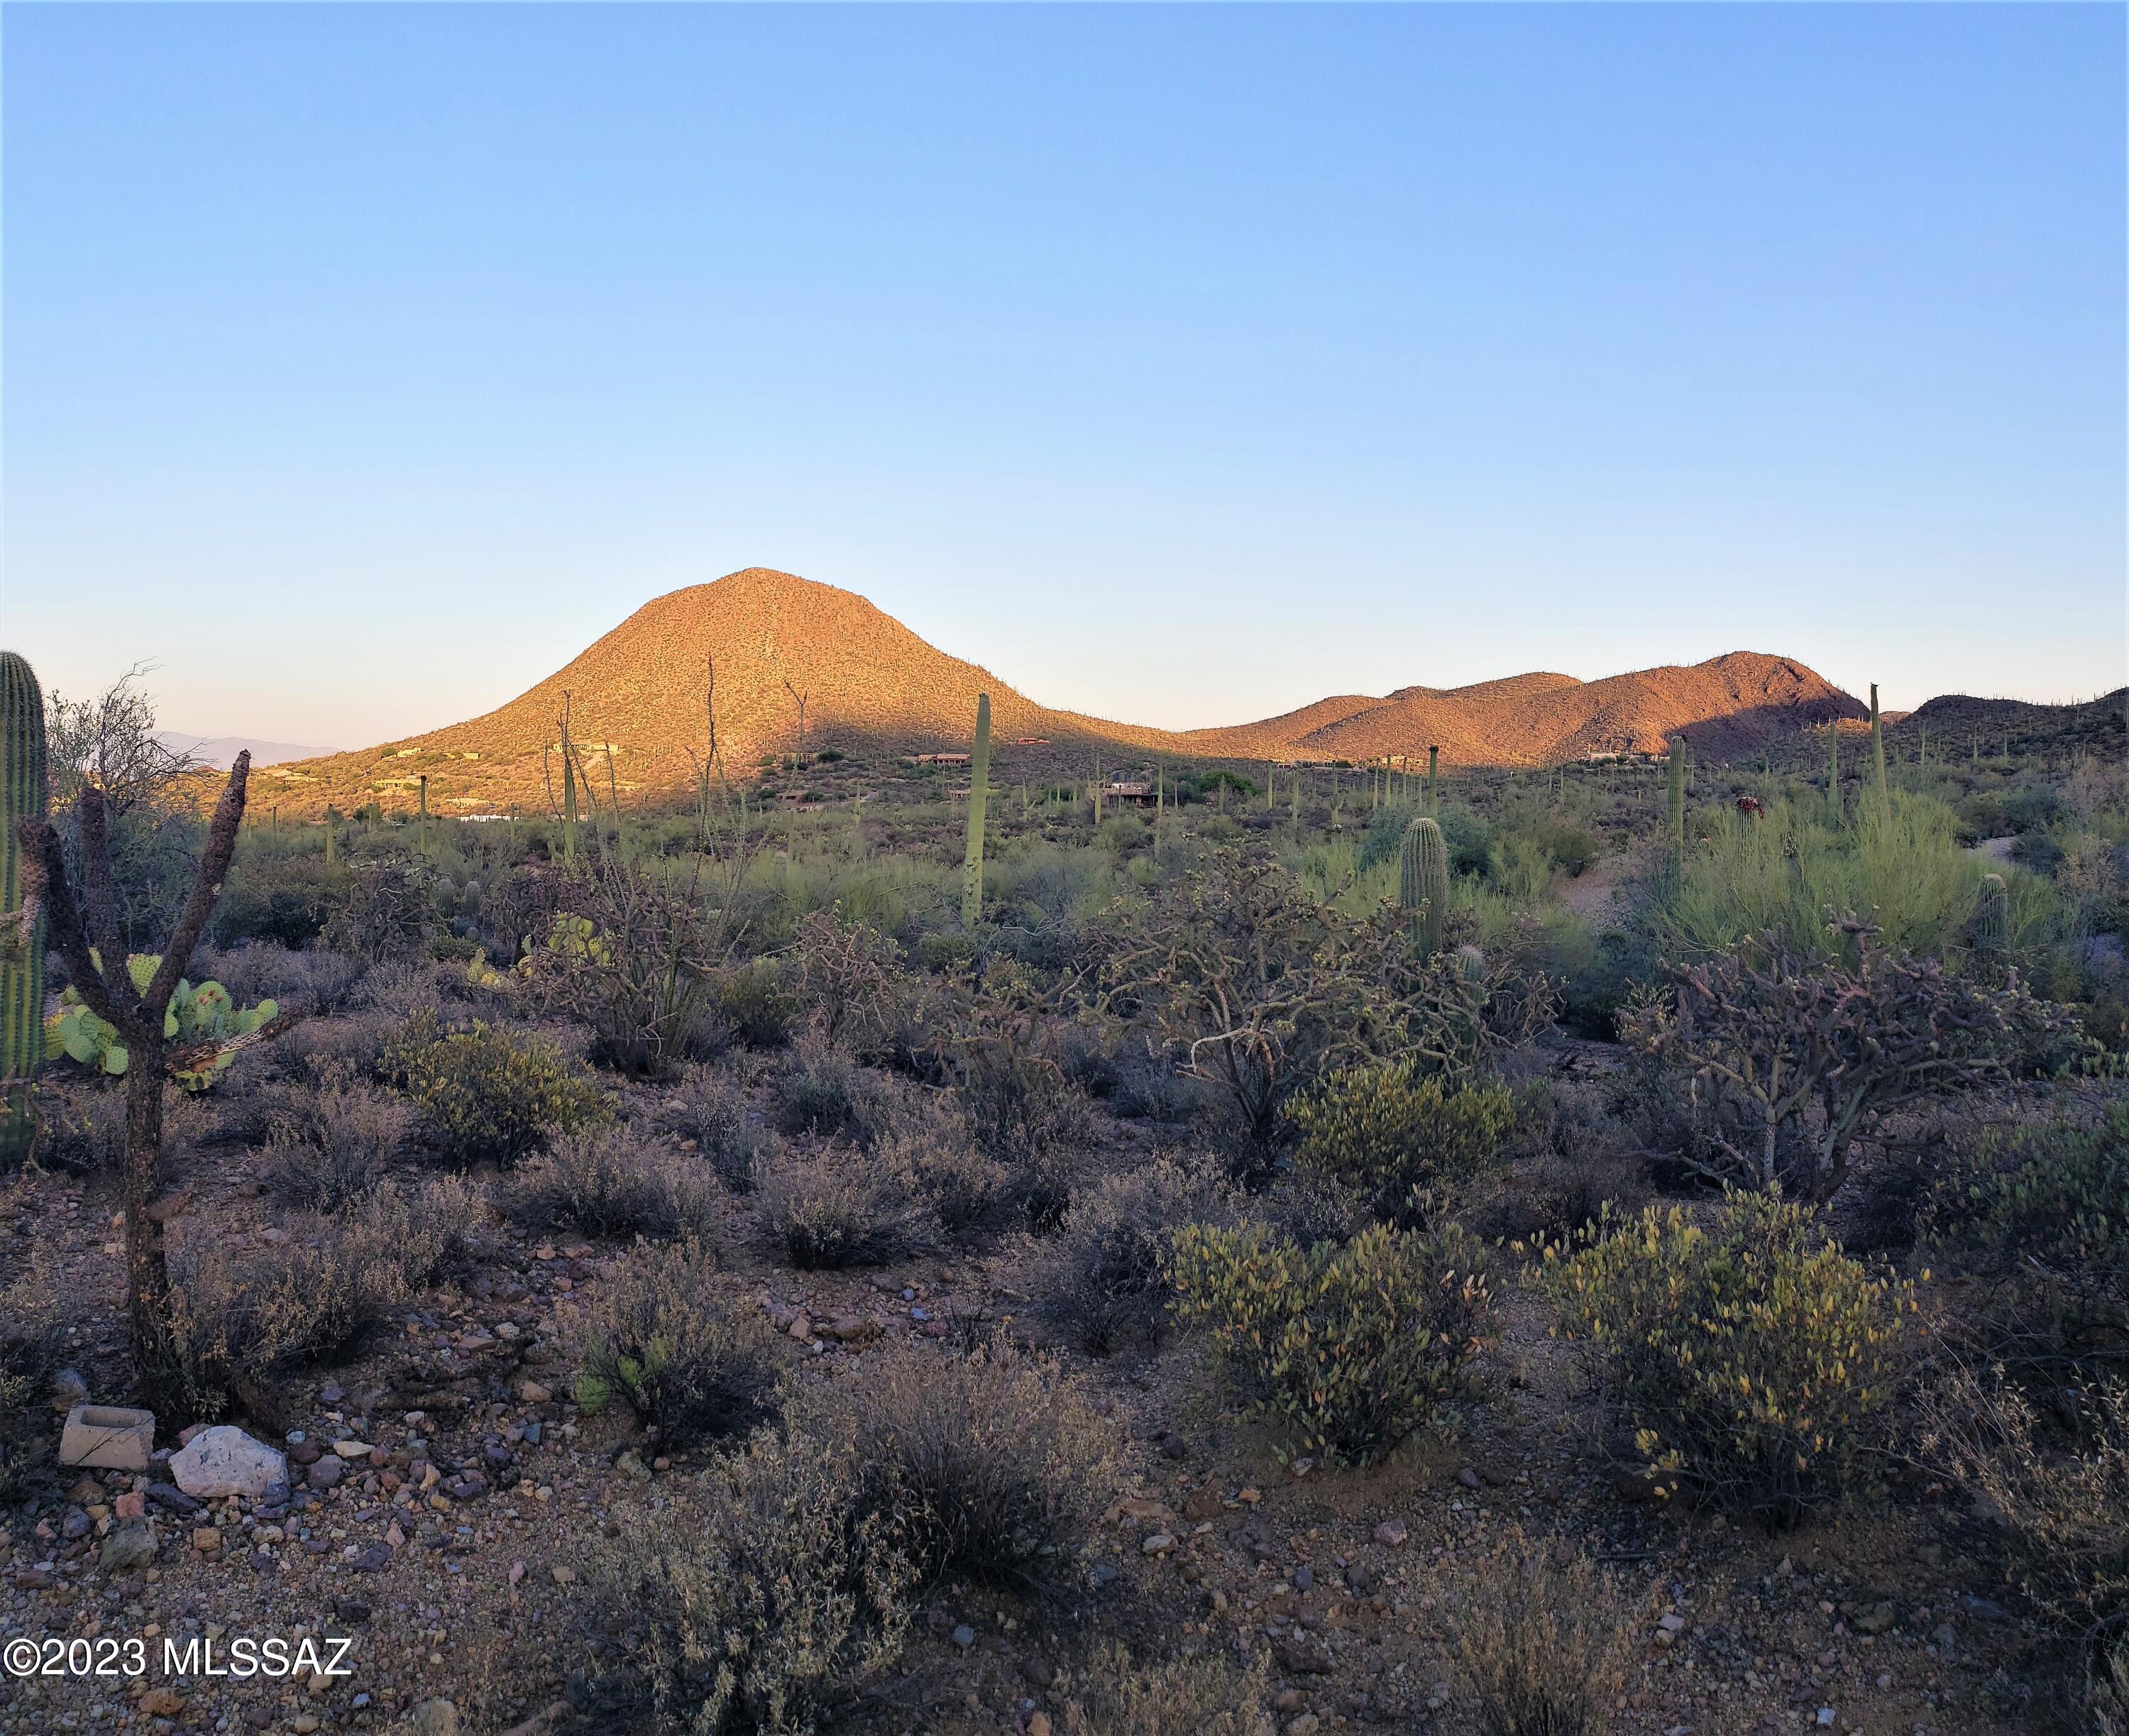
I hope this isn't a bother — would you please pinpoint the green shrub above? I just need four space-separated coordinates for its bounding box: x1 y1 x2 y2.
1169 1220 1492 1464
716 959 798 1048
384 1011 608 1168
1288 1060 1515 1222
576 1238 776 1445
1547 1193 1912 1525
1922 1102 2128 1380
605 1425 914 1735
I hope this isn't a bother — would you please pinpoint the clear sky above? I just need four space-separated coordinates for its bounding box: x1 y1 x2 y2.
3 2 2121 747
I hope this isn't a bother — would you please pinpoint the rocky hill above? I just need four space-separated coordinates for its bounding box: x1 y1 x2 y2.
260 567 1869 814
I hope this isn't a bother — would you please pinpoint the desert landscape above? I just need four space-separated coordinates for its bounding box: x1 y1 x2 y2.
0 598 2123 1736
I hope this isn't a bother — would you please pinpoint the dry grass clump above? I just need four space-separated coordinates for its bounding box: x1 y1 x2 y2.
753 1143 935 1270
575 1238 777 1445
1059 1642 1272 1736
1453 1529 1646 1736
260 1081 409 1213
604 1424 914 1735
1028 1155 1235 1355
509 1125 719 1240
715 957 798 1049
790 1335 1117 1597
657 1062 768 1192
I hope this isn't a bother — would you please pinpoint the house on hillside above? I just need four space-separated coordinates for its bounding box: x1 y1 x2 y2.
910 752 972 767
1103 774 1155 806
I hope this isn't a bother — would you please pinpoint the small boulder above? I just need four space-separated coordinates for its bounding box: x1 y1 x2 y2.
99 1520 156 1570
307 1454 348 1492
170 1427 287 1499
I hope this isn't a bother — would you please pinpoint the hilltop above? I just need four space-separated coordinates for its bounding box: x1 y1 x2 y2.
260 567 1866 814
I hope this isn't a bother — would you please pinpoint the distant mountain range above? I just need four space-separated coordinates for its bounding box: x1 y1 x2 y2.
258 566 1869 815
158 734 335 770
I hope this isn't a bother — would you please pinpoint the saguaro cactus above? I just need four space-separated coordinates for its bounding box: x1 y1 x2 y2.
417 775 431 855
1 652 47 1168
1975 872 2009 953
962 693 991 929
1869 683 1887 810
1826 722 1842 822
1426 746 1439 812
1400 816 1449 960
1666 736 1685 861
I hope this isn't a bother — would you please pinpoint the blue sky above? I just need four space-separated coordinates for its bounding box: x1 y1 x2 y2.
3 3 2121 746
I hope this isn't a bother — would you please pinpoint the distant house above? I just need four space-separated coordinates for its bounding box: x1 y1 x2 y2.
1104 778 1154 806
910 753 972 766
1013 737 1052 746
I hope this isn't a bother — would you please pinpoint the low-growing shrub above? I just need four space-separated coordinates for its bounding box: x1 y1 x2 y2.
1169 1220 1493 1464
260 1082 409 1213
789 1336 1116 1596
717 959 798 1049
605 1425 914 1734
510 1126 718 1240
1547 1193 1913 1526
753 1144 935 1270
1060 1642 1272 1736
772 1038 890 1141
1288 1060 1516 1222
1028 1156 1234 1355
657 1062 767 1192
1454 1529 1647 1736
576 1238 776 1444
385 1011 608 1168
900 1133 1010 1236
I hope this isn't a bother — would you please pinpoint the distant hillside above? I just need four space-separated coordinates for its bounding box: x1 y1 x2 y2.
261 566 1870 815
159 734 335 769
1893 690 2127 756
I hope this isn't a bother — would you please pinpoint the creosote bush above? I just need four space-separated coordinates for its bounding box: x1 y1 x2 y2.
1169 1219 1492 1464
384 1009 608 1168
1547 1193 1913 1526
1454 1529 1646 1736
1060 1642 1272 1736
753 1143 935 1269
1288 1060 1516 1222
576 1238 776 1445
605 1425 913 1735
510 1125 719 1240
788 1335 1117 1597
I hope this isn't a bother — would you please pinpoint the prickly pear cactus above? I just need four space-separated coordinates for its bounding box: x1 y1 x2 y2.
1399 816 1449 961
1 651 47 1166
46 952 276 1091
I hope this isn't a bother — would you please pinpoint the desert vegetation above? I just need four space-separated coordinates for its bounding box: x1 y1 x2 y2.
1 649 2125 1736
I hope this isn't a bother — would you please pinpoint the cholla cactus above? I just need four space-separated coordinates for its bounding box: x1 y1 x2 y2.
1399 816 1449 960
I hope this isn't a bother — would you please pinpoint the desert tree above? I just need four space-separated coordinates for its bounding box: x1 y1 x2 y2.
17 753 259 1403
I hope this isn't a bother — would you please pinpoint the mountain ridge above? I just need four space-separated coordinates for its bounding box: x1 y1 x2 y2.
258 567 1869 813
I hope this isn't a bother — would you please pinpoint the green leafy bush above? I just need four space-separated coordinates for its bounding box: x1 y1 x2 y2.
1547 1193 1913 1525
576 1238 776 1444
1287 1060 1515 1222
1169 1220 1492 1464
384 1010 608 1168
1922 1102 2128 1380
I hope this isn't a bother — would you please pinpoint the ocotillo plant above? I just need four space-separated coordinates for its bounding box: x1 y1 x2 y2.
1869 683 1887 810
1399 815 1448 960
1426 745 1439 811
962 693 991 929
1666 736 1686 862
0 652 46 1168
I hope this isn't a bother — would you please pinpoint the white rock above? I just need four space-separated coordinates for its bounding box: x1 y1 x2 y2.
169 1426 287 1499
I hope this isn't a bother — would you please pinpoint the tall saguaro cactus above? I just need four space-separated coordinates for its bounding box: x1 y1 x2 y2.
961 693 991 930
1400 816 1449 961
1666 735 1686 862
1869 683 1887 811
1 653 48 1168
1426 746 1439 812
1826 721 1842 822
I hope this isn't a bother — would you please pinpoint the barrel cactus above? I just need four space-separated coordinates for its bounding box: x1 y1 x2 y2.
1 652 46 1166
1399 816 1449 960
